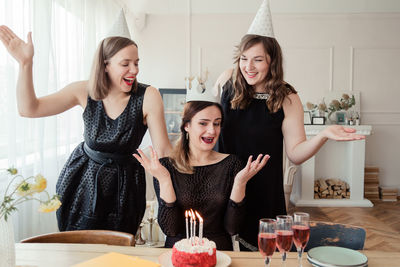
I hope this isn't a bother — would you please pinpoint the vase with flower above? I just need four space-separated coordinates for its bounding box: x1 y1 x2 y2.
306 94 356 125
327 94 356 124
0 167 61 267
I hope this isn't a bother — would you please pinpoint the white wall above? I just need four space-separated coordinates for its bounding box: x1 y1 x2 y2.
121 0 400 191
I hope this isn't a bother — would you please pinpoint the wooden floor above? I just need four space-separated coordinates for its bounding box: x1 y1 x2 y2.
288 199 400 252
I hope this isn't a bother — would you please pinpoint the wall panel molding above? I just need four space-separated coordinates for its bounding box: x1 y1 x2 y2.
362 111 400 114
283 46 334 93
350 46 354 91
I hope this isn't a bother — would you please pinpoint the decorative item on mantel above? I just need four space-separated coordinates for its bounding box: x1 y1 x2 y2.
306 92 359 125
0 167 61 267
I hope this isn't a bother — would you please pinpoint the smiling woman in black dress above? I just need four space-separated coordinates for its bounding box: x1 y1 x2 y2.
215 31 365 252
134 98 270 250
0 26 172 235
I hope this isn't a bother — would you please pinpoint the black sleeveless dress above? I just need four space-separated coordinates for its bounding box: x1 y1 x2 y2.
218 79 286 249
56 83 148 235
153 155 246 251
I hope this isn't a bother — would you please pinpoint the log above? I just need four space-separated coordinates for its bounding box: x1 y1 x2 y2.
319 179 328 191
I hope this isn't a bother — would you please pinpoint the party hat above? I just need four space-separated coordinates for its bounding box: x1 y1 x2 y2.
108 9 131 39
247 0 274 38
185 76 221 103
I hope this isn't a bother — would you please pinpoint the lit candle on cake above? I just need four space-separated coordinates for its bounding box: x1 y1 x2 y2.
190 209 196 245
195 211 203 244
189 210 193 242
185 210 189 240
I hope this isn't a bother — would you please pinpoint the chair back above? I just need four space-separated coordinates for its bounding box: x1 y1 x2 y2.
21 230 135 246
305 221 366 252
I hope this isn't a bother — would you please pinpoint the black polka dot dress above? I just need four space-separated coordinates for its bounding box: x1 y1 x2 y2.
56 83 148 235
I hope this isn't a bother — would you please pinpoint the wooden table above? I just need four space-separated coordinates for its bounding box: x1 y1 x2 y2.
15 243 400 267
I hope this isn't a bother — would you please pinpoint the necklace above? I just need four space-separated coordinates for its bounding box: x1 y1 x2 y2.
253 93 270 100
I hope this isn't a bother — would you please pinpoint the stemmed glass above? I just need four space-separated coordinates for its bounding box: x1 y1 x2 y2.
258 219 277 267
276 215 293 267
293 212 310 267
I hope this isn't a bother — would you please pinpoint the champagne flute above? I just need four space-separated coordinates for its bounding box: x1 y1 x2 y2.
258 218 277 267
293 212 310 267
276 215 293 267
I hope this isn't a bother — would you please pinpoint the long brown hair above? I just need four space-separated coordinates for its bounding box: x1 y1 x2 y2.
231 34 296 112
170 101 223 174
88 36 138 100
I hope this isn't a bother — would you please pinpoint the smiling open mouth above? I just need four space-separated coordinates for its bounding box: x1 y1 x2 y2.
123 77 134 86
246 72 257 78
201 137 214 144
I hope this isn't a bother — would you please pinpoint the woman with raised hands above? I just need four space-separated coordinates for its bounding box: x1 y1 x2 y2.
0 25 172 235
134 99 270 250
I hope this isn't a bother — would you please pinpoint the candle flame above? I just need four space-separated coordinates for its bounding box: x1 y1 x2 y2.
195 210 203 222
185 210 188 217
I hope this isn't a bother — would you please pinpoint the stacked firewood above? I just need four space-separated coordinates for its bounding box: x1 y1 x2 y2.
314 178 350 199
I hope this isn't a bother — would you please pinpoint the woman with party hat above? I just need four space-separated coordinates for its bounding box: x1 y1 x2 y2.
134 80 269 250
0 11 171 235
215 0 365 250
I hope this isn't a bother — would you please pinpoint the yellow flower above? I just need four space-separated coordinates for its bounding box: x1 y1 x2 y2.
31 174 47 193
7 167 18 175
38 197 62 213
1 168 62 221
16 181 35 196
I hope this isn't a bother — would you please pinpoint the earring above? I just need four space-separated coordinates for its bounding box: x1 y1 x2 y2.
186 132 188 140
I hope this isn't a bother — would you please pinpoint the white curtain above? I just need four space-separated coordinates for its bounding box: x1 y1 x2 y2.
0 0 122 241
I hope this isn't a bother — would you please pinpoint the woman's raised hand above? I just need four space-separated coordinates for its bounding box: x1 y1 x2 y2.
0 25 34 65
229 154 270 203
322 125 365 141
235 154 270 184
134 146 171 183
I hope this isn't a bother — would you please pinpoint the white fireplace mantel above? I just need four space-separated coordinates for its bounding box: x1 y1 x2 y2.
291 125 373 207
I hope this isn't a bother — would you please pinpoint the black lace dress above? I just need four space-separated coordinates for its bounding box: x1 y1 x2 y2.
218 79 286 249
56 83 148 235
154 155 245 251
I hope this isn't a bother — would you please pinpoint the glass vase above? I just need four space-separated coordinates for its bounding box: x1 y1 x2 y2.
0 217 15 267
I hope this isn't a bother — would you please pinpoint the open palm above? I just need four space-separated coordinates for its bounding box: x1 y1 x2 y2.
235 154 270 184
133 147 171 183
323 125 365 141
0 25 34 64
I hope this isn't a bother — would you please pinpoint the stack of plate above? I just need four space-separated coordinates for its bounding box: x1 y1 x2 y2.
307 246 368 267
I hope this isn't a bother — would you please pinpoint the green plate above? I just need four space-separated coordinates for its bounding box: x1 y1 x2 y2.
307 246 368 267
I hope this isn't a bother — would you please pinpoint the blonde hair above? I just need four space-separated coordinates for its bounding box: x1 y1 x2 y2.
231 34 296 112
88 36 138 100
170 101 223 174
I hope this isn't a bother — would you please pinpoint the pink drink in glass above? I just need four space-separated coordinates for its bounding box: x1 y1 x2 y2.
276 230 293 253
293 224 310 249
258 232 277 257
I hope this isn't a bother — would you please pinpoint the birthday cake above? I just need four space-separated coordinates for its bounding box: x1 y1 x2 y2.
171 237 217 267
